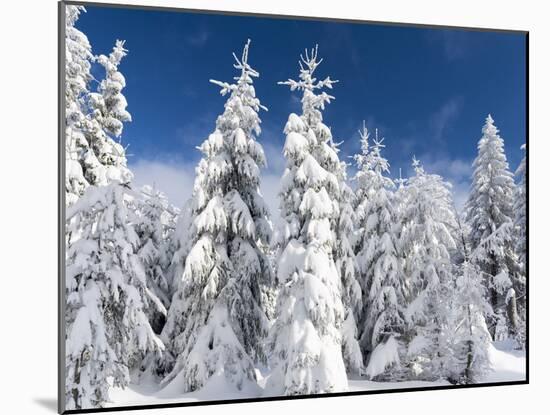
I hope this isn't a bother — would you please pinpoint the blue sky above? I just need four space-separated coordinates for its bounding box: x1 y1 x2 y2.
75 4 526 212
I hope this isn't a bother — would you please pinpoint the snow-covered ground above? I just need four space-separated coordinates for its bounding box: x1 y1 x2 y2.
106 342 525 409
482 341 527 383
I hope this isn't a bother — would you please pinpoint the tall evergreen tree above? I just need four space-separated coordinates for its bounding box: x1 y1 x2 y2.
65 184 164 410
398 158 457 380
166 199 194 296
334 152 363 375
135 185 176 334
446 214 492 384
65 10 133 205
65 5 94 206
86 40 133 186
160 40 272 393
464 115 518 338
267 46 348 395
512 143 527 345
352 124 404 378
514 143 527 268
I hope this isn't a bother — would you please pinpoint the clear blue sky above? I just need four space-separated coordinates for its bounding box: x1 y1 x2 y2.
75 4 527 211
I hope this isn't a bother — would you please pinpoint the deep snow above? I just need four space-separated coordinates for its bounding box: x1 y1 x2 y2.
106 342 525 408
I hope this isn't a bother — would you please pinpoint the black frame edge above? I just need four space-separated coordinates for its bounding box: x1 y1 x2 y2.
63 380 529 414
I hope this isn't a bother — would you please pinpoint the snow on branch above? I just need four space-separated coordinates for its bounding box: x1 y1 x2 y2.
469 221 514 265
278 44 339 93
209 39 267 111
411 155 424 175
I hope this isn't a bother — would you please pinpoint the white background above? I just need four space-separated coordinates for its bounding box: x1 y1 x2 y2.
0 0 545 413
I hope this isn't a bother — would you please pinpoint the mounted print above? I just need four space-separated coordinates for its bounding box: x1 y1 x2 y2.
59 1 528 413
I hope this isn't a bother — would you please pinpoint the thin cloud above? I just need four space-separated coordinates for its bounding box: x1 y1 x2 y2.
260 172 282 223
428 30 470 62
130 145 284 222
185 29 210 47
261 141 286 175
175 111 217 148
430 97 463 142
130 158 196 208
419 154 472 211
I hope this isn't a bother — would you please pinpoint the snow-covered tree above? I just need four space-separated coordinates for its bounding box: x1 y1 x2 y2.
445 215 492 384
398 158 457 380
464 115 518 338
65 9 132 206
65 183 164 410
512 143 527 345
160 40 272 393
65 5 94 206
267 46 348 395
514 143 527 268
261 249 279 321
135 185 178 334
334 154 362 375
352 124 404 378
166 199 194 296
86 40 133 187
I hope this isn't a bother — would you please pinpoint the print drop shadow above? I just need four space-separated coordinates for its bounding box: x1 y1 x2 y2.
34 398 57 413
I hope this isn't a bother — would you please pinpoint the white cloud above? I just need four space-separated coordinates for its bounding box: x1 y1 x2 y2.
130 159 196 208
130 155 284 222
261 141 286 174
260 173 282 225
258 138 285 221
420 154 472 211
452 181 470 212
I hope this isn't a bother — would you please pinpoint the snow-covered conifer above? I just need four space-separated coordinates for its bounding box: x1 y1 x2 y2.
65 5 94 205
65 183 164 409
512 143 527 345
135 185 178 334
65 11 133 206
514 143 526 269
334 154 362 374
352 124 404 378
166 199 194 296
445 215 492 383
398 158 457 380
464 115 518 338
267 46 348 395
160 40 272 393
86 40 133 186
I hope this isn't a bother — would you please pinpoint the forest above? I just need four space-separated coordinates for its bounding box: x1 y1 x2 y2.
64 5 527 410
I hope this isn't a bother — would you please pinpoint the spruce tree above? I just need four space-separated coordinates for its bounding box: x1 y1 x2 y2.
65 5 94 206
135 185 176 334
446 215 492 384
65 184 164 410
514 143 527 269
512 143 527 345
166 199 194 296
267 46 348 395
65 10 133 205
398 158 457 380
352 124 404 378
334 154 363 375
160 40 272 393
464 115 518 338
86 40 133 186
